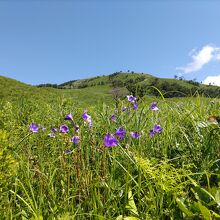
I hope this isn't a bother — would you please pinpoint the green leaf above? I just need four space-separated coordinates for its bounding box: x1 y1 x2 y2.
116 216 140 220
192 186 215 204
187 175 198 187
176 198 194 217
126 189 139 216
212 211 220 218
215 190 220 206
198 202 211 220
124 218 140 220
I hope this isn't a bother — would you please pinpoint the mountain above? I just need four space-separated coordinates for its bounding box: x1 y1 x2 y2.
0 75 114 106
0 75 60 102
1 72 220 106
37 71 220 98
36 72 152 89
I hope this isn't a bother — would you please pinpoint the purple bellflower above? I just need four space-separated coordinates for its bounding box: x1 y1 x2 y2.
104 133 118 147
133 102 138 110
82 111 92 123
60 125 69 133
82 111 93 128
29 123 39 133
88 121 93 128
70 136 80 144
154 124 163 133
130 131 141 139
48 133 55 138
64 149 73 154
110 114 116 122
149 124 163 136
127 95 136 103
64 113 73 120
51 128 57 133
150 102 159 111
115 127 126 138
149 130 155 136
75 125 80 133
122 106 127 112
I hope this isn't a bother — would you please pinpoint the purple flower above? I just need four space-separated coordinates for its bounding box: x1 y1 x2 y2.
149 124 163 136
127 95 136 103
29 123 39 133
82 111 92 123
115 127 126 138
70 136 80 144
64 149 73 154
110 114 116 122
149 130 155 136
88 121 93 128
153 124 162 133
48 133 55 138
51 128 57 133
75 125 80 133
104 133 118 147
150 102 159 111
122 106 127 111
60 125 69 133
130 131 141 139
82 112 93 128
133 102 138 110
64 113 73 120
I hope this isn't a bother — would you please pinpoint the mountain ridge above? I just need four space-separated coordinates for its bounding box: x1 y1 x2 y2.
1 72 220 104
35 71 220 98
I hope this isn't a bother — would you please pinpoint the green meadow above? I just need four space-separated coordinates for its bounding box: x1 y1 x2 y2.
0 75 220 219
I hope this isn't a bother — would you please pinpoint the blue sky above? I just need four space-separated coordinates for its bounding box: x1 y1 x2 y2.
1 0 220 86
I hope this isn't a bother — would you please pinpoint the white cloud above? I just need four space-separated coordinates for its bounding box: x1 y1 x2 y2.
177 45 220 73
202 74 220 86
216 53 220 61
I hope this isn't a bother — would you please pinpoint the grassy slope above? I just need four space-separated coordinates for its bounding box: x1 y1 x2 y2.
0 75 59 102
58 72 220 98
1 72 219 107
60 72 152 88
59 72 199 89
0 75 114 107
1 74 220 219
60 85 114 106
1 91 220 219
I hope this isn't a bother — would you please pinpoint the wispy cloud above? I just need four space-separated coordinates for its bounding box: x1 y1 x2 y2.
177 45 220 73
203 74 220 86
216 53 220 61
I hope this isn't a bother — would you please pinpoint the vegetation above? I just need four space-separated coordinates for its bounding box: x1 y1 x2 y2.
0 73 220 219
0 76 113 107
2 72 220 104
34 72 220 99
125 76 220 99
0 75 59 102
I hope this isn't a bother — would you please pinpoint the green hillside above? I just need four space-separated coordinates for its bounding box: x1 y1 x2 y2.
51 71 220 98
1 73 220 219
0 75 59 102
0 75 114 107
1 72 220 107
43 72 152 89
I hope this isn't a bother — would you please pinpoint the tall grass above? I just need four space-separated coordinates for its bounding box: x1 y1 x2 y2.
0 95 219 219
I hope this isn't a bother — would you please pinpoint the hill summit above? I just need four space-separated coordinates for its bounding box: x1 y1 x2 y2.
37 71 220 98
1 72 220 104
